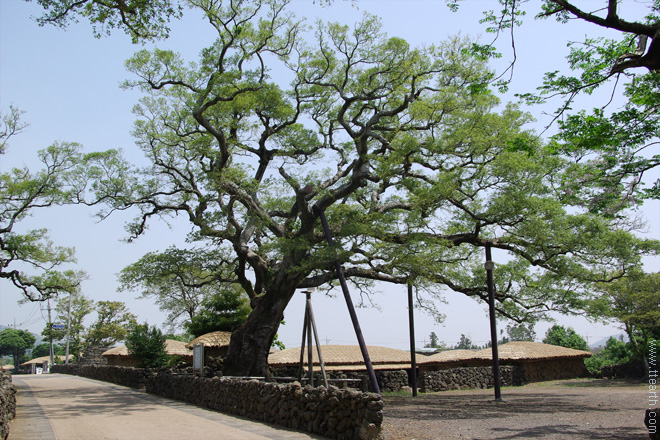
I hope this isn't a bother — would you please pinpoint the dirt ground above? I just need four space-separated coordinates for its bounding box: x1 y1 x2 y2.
381 378 652 440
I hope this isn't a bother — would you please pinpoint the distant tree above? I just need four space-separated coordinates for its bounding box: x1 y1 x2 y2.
542 325 589 351
506 322 536 342
454 334 478 350
85 301 137 347
427 332 439 348
584 336 635 375
31 342 64 358
0 328 36 367
125 323 169 368
591 269 660 368
184 286 251 338
118 247 234 331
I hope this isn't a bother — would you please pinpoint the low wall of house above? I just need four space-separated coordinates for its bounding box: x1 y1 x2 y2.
52 365 383 440
52 364 153 389
419 365 523 392
520 358 589 382
0 373 16 440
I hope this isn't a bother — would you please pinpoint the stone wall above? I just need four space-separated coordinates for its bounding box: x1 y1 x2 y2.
419 365 523 392
78 346 111 366
52 364 153 389
147 371 383 439
53 365 383 440
597 360 646 379
270 367 409 393
0 373 16 440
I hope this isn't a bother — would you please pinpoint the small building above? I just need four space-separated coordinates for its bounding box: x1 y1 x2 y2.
418 341 591 383
21 355 75 374
102 340 193 367
185 331 232 359
268 344 415 372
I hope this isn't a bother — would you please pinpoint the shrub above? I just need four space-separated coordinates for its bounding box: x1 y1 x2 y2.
125 323 169 368
584 336 635 375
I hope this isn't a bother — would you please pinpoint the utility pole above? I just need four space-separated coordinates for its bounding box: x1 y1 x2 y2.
65 293 73 364
47 298 54 369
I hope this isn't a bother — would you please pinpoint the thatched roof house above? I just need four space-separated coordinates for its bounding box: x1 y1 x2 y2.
102 340 193 367
21 355 75 373
269 345 416 372
419 341 592 382
185 331 232 358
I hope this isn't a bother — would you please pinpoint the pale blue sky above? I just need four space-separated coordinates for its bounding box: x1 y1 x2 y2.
0 0 657 349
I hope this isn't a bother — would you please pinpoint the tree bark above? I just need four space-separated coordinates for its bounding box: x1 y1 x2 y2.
222 284 297 376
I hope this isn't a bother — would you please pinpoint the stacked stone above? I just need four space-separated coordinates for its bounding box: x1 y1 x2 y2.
146 371 383 440
0 373 16 440
77 346 112 366
52 364 155 389
270 367 409 393
420 366 523 392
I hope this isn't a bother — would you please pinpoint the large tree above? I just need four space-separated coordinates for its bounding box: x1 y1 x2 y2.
0 328 36 367
118 246 234 329
73 0 659 376
591 269 660 366
41 291 94 358
447 0 660 204
0 107 89 302
84 301 137 347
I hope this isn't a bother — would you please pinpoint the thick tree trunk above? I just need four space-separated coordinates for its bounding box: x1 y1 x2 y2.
223 285 297 376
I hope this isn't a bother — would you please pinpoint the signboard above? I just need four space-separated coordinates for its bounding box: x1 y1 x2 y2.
52 324 66 329
193 343 204 376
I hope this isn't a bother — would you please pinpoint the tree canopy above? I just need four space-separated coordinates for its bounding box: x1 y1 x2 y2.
447 0 660 204
542 324 590 351
118 246 236 330
0 328 36 367
85 301 137 347
0 107 90 302
63 0 658 375
591 269 660 365
18 0 660 376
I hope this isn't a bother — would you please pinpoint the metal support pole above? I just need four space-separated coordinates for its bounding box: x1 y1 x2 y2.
307 299 314 387
298 310 308 383
306 291 329 388
485 244 502 401
315 208 381 395
407 283 418 397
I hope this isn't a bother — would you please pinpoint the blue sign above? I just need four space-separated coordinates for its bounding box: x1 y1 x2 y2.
52 324 66 329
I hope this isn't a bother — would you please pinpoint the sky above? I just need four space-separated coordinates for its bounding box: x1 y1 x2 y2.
0 0 658 351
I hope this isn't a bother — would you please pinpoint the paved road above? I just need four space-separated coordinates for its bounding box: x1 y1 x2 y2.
10 374 327 440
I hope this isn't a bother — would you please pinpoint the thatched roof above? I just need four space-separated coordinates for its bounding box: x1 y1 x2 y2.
185 331 232 349
102 340 192 357
476 341 592 360
269 345 415 368
21 355 74 366
418 342 591 367
417 349 482 366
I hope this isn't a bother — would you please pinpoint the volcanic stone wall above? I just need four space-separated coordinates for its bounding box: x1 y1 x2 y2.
419 365 523 392
270 367 409 393
52 365 383 439
146 371 383 439
0 373 16 440
52 364 152 389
